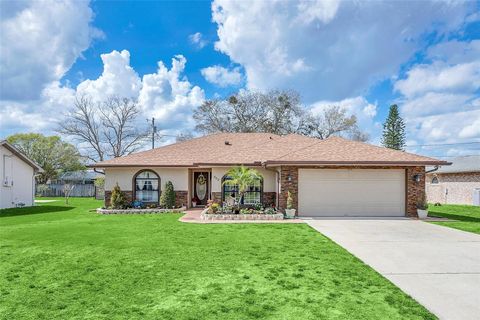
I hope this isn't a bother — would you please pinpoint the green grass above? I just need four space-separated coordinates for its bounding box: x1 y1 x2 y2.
0 198 435 320
428 204 480 235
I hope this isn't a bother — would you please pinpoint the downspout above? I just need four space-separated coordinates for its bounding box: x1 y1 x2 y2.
262 162 280 209
425 165 439 174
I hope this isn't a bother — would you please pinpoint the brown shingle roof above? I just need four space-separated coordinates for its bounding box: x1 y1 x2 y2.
91 133 449 168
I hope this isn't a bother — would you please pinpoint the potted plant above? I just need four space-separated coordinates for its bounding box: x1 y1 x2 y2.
416 192 428 219
284 191 296 218
192 196 200 207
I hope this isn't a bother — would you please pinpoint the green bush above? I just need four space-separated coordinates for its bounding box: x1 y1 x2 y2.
110 183 126 209
286 191 294 209
160 181 176 209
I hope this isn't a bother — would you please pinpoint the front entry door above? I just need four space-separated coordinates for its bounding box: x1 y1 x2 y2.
193 172 209 206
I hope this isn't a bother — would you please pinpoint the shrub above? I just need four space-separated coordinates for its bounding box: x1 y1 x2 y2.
286 191 294 209
416 192 428 210
264 207 276 215
160 181 176 209
111 183 126 209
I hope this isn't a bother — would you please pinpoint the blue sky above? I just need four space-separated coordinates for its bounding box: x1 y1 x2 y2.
1 0 479 158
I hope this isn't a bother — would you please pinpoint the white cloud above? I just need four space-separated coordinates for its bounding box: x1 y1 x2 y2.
138 55 205 129
77 50 142 101
0 50 205 140
201 65 243 87
211 0 474 102
395 40 480 147
0 0 102 101
188 32 207 49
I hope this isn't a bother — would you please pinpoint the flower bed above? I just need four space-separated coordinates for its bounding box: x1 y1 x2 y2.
97 206 186 214
200 208 284 221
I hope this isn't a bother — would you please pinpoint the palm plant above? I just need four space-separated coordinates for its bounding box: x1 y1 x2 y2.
222 166 261 211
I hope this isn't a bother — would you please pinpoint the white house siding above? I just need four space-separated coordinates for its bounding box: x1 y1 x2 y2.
0 145 35 209
104 167 189 192
427 172 480 205
211 167 277 193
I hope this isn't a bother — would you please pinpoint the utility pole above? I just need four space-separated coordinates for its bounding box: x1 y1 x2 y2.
147 117 157 149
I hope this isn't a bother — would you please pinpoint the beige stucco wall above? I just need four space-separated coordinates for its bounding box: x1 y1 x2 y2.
211 167 277 193
426 172 480 205
105 167 189 191
0 145 35 209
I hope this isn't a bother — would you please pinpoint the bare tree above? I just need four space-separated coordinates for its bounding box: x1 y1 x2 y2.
176 131 194 142
300 106 363 140
193 90 368 141
193 90 304 135
59 96 148 162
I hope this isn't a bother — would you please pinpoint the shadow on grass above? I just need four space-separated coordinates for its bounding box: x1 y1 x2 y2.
428 210 480 223
0 205 74 218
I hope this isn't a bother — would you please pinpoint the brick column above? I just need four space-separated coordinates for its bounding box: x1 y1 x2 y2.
279 166 298 213
406 166 425 218
174 191 188 208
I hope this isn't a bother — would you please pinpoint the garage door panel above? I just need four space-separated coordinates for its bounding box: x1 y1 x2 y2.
298 169 405 217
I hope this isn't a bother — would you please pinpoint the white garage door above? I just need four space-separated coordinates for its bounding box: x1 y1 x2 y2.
298 169 405 217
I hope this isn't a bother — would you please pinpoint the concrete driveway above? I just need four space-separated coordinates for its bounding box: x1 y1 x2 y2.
304 218 480 320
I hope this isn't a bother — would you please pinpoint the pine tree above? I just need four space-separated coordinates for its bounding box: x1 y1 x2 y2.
160 181 176 209
381 104 406 150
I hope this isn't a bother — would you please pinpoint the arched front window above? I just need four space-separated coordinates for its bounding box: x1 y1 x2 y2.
134 170 160 203
431 176 439 184
222 175 263 205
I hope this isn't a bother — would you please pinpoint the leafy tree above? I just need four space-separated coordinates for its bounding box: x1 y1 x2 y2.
222 166 262 211
110 183 126 209
160 181 176 209
381 104 406 150
7 133 84 184
193 90 368 141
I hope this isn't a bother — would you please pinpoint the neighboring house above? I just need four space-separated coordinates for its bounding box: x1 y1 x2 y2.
426 156 480 205
92 133 448 217
37 170 103 198
0 140 43 209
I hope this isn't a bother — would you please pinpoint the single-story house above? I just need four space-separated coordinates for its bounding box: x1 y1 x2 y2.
92 133 449 217
426 155 480 205
1 140 43 209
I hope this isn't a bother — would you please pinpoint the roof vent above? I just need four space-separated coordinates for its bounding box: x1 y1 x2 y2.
225 140 231 145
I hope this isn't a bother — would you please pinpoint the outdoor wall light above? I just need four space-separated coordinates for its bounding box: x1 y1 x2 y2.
413 174 422 183
287 174 292 182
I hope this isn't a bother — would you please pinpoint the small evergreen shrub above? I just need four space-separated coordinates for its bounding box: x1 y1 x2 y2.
286 191 294 209
160 181 176 209
110 183 126 209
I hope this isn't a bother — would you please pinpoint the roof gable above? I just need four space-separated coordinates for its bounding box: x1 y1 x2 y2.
0 140 43 171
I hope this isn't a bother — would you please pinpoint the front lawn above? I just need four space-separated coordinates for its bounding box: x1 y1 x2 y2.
428 204 480 235
0 198 434 320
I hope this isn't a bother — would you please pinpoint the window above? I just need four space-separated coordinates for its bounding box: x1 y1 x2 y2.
222 176 263 205
134 170 160 203
431 176 439 184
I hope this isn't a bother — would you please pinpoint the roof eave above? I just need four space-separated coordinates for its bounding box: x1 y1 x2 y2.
263 160 452 166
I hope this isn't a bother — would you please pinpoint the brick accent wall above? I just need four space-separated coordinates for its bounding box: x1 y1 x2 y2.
279 166 298 213
104 191 133 207
262 192 276 208
277 165 425 217
174 191 188 208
